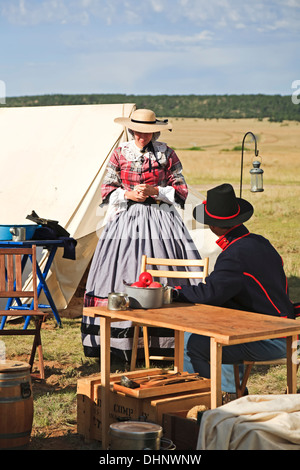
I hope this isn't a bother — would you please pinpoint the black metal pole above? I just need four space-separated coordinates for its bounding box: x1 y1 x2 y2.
240 131 259 198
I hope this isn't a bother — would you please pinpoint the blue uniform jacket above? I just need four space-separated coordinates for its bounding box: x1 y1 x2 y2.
177 224 296 319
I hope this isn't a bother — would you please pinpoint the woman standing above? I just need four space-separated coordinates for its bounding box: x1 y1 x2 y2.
81 108 201 363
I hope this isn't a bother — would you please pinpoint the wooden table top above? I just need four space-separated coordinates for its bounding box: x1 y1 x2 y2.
83 302 300 345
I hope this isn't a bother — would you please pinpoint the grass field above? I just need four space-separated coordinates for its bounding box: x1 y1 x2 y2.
2 117 300 449
170 118 300 301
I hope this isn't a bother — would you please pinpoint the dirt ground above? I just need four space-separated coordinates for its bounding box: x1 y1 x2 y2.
29 425 101 450
22 359 102 451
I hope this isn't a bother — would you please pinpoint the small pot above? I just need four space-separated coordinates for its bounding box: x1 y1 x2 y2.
124 282 165 309
109 421 163 450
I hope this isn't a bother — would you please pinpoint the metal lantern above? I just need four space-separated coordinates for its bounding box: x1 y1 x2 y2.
240 131 264 197
250 159 264 193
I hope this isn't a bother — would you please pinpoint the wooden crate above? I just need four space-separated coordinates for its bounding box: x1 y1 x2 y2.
77 369 210 443
162 411 202 450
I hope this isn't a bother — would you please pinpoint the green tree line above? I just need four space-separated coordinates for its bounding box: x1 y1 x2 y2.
4 93 300 122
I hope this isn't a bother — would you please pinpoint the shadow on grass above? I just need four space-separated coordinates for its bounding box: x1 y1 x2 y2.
251 364 274 376
288 276 300 303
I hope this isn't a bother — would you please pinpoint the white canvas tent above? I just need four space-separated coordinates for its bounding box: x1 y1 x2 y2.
0 103 220 316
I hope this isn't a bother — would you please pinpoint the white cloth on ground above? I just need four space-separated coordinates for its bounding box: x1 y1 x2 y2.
197 394 300 450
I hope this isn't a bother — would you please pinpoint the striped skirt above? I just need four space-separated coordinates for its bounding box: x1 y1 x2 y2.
81 202 201 362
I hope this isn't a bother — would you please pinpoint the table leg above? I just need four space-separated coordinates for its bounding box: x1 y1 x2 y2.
286 335 298 394
100 316 111 450
174 330 184 373
210 338 223 408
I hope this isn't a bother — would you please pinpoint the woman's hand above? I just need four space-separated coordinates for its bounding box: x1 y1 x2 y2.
134 184 159 198
124 189 147 202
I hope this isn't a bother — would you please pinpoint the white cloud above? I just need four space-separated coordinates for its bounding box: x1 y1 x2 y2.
150 0 166 13
1 0 299 32
1 0 80 25
116 30 214 51
1 0 299 96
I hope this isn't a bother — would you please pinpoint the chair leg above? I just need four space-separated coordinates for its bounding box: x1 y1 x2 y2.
130 325 140 371
29 317 45 379
234 363 253 397
130 326 152 370
233 364 241 396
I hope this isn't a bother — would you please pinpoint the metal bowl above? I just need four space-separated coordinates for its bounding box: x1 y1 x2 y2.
0 224 41 241
123 282 165 309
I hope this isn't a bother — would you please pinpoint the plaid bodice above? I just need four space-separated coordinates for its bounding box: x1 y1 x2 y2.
101 140 188 203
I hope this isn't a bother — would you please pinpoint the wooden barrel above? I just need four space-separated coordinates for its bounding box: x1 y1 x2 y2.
0 360 34 449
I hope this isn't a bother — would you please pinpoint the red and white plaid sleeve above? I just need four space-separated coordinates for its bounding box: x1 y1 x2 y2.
101 148 123 201
165 148 188 203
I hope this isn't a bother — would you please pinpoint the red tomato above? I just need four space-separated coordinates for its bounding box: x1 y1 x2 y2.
139 272 153 286
131 281 147 287
148 281 162 288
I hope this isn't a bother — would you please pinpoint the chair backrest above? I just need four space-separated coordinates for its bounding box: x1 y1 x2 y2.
140 255 209 283
0 246 38 309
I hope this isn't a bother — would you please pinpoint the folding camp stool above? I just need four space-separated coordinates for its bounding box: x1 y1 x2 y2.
0 245 48 379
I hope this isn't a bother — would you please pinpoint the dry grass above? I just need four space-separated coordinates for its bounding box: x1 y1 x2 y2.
168 117 300 187
169 117 300 302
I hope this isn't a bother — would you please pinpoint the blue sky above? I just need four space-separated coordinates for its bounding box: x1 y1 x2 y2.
1 0 300 97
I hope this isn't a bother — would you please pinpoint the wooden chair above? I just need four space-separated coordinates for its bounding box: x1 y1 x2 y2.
130 255 209 370
234 358 299 398
0 246 47 379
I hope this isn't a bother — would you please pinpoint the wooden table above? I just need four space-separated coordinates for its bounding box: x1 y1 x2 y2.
83 302 300 450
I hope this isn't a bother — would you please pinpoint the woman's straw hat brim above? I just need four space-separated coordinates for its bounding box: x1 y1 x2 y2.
114 108 172 133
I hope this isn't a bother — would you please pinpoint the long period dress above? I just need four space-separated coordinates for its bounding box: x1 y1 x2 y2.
81 138 201 362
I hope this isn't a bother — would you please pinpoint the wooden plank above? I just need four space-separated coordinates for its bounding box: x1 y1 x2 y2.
0 290 35 298
100 316 111 451
286 335 298 394
0 330 37 336
0 248 33 255
0 254 6 291
146 391 211 425
31 245 38 310
162 411 200 450
83 304 300 345
210 339 222 408
144 257 207 267
112 374 210 398
7 254 14 291
174 330 184 372
0 311 45 316
142 326 150 368
146 270 206 279
130 326 140 371
15 254 23 291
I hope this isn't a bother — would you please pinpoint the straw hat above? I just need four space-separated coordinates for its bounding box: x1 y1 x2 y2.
193 183 254 227
114 108 172 133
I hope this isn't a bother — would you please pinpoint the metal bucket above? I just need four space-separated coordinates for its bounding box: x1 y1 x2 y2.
109 421 163 450
0 360 33 449
124 283 165 309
